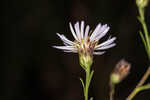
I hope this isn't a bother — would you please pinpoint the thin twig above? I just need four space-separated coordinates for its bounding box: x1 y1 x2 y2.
126 83 150 100
126 67 150 100
137 67 150 87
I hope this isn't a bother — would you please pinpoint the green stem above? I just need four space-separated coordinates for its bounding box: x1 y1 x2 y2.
127 2 150 100
80 66 94 100
138 8 150 59
126 83 150 100
110 83 115 100
85 67 90 100
126 67 150 100
136 67 150 87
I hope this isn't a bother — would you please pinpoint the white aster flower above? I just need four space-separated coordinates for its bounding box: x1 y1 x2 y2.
53 21 116 57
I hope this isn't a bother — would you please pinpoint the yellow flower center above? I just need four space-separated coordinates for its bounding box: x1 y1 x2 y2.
74 38 98 56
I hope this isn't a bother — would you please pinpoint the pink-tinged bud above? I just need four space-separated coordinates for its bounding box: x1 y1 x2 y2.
110 59 131 84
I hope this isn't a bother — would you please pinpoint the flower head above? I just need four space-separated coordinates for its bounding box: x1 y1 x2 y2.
53 21 116 68
53 21 116 57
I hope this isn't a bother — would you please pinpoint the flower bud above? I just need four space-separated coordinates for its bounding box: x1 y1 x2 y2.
79 54 93 69
110 59 131 84
136 0 149 8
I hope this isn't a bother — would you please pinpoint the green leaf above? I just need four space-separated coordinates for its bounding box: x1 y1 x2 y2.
89 70 94 85
80 77 85 94
139 31 147 49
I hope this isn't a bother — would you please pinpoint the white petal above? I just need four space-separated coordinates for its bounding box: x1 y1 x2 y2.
57 33 74 46
63 50 77 53
80 21 84 39
95 26 110 41
93 51 105 55
53 46 76 51
95 43 116 50
69 22 79 41
74 22 81 41
63 42 70 46
84 25 90 40
95 37 116 48
90 23 101 41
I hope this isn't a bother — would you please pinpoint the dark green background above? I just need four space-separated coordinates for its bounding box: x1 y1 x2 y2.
2 0 150 100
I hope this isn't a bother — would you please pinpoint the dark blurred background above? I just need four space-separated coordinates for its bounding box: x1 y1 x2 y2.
2 0 150 100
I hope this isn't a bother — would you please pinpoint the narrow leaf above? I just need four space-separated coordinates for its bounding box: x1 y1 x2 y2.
139 31 147 50
80 77 85 94
89 70 94 85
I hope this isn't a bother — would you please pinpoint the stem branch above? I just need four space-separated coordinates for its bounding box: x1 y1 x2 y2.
126 67 150 100
126 83 150 100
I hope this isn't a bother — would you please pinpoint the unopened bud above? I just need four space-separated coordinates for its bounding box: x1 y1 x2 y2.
136 0 149 8
110 59 131 84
